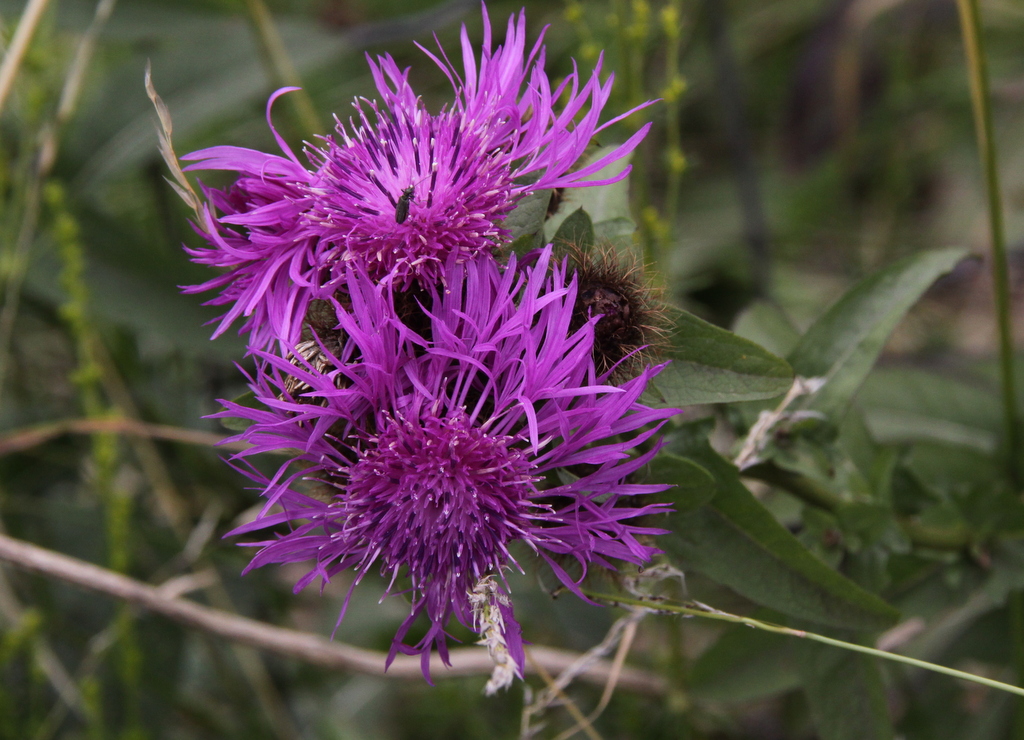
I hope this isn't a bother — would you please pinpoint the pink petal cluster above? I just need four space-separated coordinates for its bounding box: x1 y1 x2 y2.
178 4 675 685
221 248 675 678
182 8 651 349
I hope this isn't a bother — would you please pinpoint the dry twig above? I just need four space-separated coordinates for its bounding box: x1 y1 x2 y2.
0 532 666 692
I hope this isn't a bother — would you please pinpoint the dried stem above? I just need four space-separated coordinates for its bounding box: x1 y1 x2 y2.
524 653 602 740
243 0 322 140
0 416 241 457
0 532 666 693
522 608 649 739
0 0 54 117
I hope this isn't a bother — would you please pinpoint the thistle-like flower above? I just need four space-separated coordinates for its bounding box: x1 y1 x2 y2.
222 247 676 679
181 6 652 349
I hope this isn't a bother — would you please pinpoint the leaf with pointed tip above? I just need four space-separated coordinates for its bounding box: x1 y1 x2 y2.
544 145 633 243
663 424 901 631
218 391 260 432
503 187 551 243
552 207 595 251
647 311 794 407
788 248 968 420
648 453 716 512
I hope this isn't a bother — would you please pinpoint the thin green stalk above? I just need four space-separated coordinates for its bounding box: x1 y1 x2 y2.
660 0 687 231
612 0 635 111
243 0 321 141
584 590 1024 700
743 462 975 550
0 0 117 411
613 0 656 262
50 182 147 739
626 0 650 117
955 0 1019 485
1012 592 1024 739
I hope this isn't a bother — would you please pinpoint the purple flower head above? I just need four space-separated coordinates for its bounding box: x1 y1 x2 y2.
180 89 317 347
181 5 653 349
222 246 676 680
308 8 652 286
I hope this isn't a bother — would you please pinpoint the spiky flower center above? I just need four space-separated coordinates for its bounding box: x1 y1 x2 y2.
308 102 518 287
345 412 535 617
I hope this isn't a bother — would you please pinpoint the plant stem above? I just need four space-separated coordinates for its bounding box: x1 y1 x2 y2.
706 0 770 297
955 0 1019 486
0 417 238 457
585 590 1024 700
661 0 687 233
243 0 322 140
0 0 54 117
0 532 665 693
743 462 974 550
1012 591 1024 739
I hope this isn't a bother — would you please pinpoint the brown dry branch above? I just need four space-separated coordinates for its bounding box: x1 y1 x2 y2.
0 417 245 457
0 532 667 693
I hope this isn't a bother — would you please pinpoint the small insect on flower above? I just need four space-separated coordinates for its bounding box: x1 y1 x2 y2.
394 186 415 224
176 6 654 347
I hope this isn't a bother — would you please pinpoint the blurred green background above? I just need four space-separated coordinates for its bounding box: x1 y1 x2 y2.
3 0 1024 737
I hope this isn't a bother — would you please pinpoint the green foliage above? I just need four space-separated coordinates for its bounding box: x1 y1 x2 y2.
662 422 900 631
647 452 716 513
649 310 794 406
4 0 1024 737
797 642 894 740
689 623 799 703
551 207 596 251
788 248 968 420
503 177 550 249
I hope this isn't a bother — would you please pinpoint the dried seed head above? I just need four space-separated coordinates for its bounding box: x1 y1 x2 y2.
283 298 347 399
568 247 666 378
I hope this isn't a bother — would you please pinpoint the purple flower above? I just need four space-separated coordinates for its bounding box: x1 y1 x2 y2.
222 246 676 680
181 6 652 349
180 90 318 348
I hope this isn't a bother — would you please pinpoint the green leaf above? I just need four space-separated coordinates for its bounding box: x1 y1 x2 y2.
648 453 716 513
690 623 799 703
798 642 894 740
732 299 801 358
835 502 911 554
648 311 794 407
508 231 544 258
544 145 633 244
502 186 551 244
551 207 595 251
593 216 639 259
664 425 901 631
593 216 637 241
218 391 260 432
857 368 1001 454
788 248 968 420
